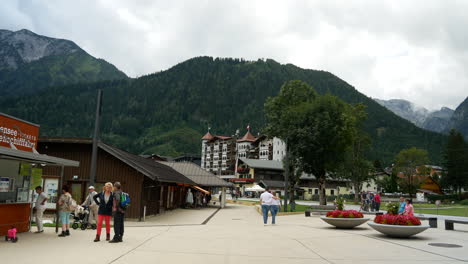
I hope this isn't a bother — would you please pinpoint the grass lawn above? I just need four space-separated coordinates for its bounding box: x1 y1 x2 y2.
412 203 466 208
31 223 58 227
415 207 468 217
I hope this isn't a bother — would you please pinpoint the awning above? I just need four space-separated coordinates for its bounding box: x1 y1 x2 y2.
193 185 210 194
0 146 79 167
245 185 265 192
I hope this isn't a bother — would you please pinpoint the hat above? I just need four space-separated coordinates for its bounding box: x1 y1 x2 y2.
88 186 95 189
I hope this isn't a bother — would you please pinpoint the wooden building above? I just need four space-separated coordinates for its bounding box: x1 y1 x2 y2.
38 137 195 219
235 158 285 195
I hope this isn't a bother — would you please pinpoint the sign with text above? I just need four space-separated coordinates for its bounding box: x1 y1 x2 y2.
0 113 39 152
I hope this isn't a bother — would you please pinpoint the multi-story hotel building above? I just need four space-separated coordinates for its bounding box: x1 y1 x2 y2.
201 128 286 176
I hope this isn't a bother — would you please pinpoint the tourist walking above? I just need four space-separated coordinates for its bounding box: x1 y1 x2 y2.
374 192 381 212
206 193 212 206
57 185 73 237
186 189 194 208
270 192 280 225
93 182 114 242
110 182 126 243
82 186 98 225
398 197 406 214
369 193 375 211
34 186 48 233
404 199 414 216
259 189 273 225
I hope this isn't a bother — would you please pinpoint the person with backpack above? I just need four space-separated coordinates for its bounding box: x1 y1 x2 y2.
93 182 114 242
110 182 128 243
57 185 74 237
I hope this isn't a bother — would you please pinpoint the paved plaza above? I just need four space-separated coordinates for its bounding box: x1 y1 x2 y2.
2 204 468 264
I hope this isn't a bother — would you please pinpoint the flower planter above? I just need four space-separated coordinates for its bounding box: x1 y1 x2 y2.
367 222 430 238
320 216 370 229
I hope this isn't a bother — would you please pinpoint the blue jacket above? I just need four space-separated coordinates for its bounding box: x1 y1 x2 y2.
93 192 114 216
398 202 406 214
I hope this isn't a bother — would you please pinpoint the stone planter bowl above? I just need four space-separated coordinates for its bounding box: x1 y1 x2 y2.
320 216 370 229
368 222 430 238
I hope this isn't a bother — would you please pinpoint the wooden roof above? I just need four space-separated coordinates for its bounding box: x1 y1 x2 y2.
39 137 195 185
237 131 257 142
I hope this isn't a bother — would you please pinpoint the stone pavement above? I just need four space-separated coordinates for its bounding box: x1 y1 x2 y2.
2 204 467 264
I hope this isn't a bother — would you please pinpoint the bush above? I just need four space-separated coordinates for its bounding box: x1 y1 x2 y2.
427 193 468 203
460 199 468 206
386 202 400 215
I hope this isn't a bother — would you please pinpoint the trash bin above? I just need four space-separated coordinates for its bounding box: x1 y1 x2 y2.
305 211 311 217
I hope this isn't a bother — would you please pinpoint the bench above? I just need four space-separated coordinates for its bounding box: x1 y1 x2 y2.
445 219 468 230
417 216 438 228
305 205 335 217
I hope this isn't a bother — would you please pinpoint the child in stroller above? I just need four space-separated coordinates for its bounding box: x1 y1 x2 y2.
71 205 96 230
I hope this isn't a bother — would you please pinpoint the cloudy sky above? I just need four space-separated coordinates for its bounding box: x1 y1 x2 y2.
2 0 467 110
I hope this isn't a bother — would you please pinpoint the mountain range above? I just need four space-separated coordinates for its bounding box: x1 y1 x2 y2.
0 29 127 96
1 29 466 165
374 98 455 133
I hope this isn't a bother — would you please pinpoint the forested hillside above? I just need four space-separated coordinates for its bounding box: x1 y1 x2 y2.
0 29 127 96
0 57 447 164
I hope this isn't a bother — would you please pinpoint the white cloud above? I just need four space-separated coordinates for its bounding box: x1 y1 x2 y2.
1 0 467 109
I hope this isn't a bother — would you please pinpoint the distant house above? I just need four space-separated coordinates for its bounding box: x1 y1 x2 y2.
300 174 350 199
419 176 443 195
396 164 444 195
235 158 285 195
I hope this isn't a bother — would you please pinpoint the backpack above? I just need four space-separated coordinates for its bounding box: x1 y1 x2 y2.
120 192 131 208
67 195 78 211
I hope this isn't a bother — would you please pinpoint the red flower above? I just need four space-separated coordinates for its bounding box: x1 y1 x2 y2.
326 210 364 218
374 214 421 226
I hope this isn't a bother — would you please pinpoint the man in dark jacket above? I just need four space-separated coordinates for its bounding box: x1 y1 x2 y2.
110 182 125 243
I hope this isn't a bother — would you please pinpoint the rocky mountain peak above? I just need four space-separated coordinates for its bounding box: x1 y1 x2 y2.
0 29 81 69
374 98 455 133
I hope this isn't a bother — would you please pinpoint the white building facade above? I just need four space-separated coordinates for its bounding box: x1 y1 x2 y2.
201 129 286 176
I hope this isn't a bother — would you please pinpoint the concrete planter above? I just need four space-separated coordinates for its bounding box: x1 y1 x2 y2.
368 222 430 238
320 216 370 229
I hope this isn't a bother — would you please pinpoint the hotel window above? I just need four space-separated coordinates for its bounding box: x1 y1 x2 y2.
314 189 319 195
330 190 335 195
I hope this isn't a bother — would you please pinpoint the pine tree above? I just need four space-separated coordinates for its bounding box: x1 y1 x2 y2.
443 129 468 195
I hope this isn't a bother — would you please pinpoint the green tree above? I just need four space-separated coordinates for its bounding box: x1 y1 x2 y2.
265 80 355 205
338 104 373 202
377 172 399 193
284 152 303 211
394 147 429 197
443 129 468 195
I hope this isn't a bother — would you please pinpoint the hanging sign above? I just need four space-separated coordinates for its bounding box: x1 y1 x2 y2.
0 113 39 152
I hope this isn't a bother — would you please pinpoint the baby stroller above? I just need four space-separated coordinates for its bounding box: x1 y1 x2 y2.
71 206 96 230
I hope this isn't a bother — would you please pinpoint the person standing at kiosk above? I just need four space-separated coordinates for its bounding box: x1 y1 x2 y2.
34 186 48 233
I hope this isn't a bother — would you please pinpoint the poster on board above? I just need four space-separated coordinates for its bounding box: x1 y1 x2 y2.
44 178 59 209
0 177 9 192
